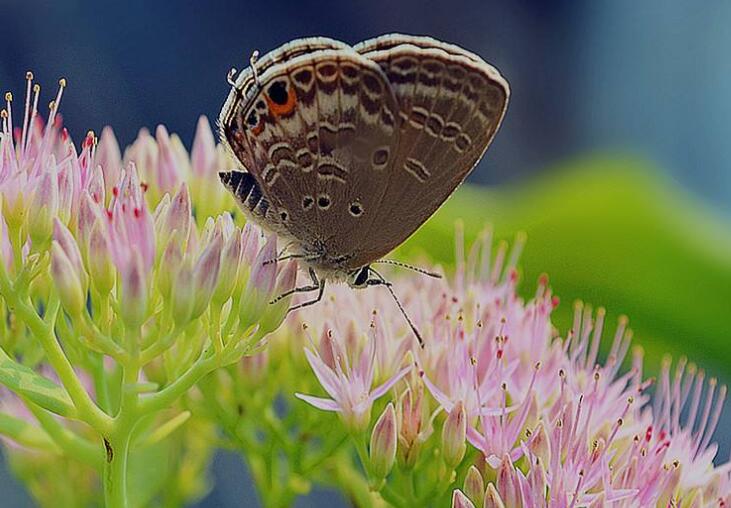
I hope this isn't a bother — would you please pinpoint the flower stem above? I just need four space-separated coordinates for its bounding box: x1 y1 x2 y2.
103 430 132 508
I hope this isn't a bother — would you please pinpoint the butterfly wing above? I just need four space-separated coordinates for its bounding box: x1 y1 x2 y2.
220 42 401 265
348 34 509 267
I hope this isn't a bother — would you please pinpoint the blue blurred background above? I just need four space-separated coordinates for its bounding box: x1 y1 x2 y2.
2 1 730 506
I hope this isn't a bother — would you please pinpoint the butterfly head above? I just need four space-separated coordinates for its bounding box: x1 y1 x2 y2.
346 265 373 289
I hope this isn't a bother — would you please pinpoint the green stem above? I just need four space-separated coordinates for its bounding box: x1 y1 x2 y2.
104 430 132 508
0 267 113 433
138 350 216 414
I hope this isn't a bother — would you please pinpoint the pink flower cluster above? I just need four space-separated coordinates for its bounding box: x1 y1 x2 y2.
295 231 731 507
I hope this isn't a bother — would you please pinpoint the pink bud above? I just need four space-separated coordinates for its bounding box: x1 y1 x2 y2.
441 400 467 468
155 125 181 193
77 191 101 252
96 126 122 198
451 489 476 508
161 183 191 242
171 258 195 325
191 116 217 178
120 251 148 327
51 241 85 316
240 223 259 266
247 235 277 297
496 454 521 508
87 165 106 206
369 402 397 480
398 385 425 468
53 218 87 291
88 220 115 295
527 421 551 467
157 232 184 299
463 466 484 508
28 165 58 248
56 163 73 224
484 483 506 508
213 228 243 304
190 230 223 319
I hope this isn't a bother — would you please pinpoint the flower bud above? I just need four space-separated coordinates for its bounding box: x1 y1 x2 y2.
212 227 243 304
239 235 278 328
369 403 397 481
451 489 476 508
87 220 115 295
191 115 217 177
190 230 223 319
496 455 520 508
2 174 27 230
96 126 122 198
160 183 191 248
484 483 506 508
28 166 58 250
56 164 73 224
51 241 85 316
87 165 106 206
441 401 467 468
463 466 484 508
157 232 184 300
398 384 426 469
120 251 148 328
171 258 195 325
53 219 88 292
528 421 551 467
77 191 101 254
155 125 181 193
257 259 296 336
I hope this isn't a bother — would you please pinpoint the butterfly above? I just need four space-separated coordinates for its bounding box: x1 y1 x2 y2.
218 34 509 340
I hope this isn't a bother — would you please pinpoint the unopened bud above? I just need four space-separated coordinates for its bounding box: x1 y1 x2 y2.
451 489 476 508
441 401 467 468
463 466 484 508
51 241 85 316
369 403 397 480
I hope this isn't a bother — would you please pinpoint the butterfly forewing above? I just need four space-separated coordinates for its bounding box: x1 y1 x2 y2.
220 46 401 264
347 35 509 267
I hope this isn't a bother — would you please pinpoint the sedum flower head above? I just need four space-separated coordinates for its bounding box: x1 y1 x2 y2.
295 229 731 507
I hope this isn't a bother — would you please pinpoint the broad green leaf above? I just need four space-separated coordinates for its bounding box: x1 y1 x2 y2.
399 158 731 377
0 348 77 418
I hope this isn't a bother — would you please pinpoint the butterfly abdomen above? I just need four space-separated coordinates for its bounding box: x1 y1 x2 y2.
219 170 270 218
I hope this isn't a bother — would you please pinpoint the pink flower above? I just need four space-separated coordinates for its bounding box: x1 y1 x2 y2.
296 325 410 433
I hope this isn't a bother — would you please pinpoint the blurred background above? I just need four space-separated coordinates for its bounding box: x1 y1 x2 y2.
2 0 730 506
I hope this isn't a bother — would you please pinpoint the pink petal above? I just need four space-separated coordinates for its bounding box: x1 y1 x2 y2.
295 393 342 412
370 366 410 401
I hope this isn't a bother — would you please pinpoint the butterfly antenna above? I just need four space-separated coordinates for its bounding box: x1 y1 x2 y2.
372 259 442 279
370 268 425 348
250 50 261 87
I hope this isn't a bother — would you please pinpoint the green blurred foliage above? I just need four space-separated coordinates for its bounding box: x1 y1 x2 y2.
398 157 731 378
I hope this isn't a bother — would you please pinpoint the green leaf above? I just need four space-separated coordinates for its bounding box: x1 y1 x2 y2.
0 348 77 418
399 157 731 377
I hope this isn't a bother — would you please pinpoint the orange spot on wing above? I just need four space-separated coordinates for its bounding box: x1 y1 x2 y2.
266 86 297 117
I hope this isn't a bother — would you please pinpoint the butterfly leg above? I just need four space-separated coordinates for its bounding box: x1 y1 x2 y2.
270 267 320 304
285 274 326 314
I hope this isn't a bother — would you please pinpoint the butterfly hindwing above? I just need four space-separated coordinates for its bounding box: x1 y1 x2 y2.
350 34 509 267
